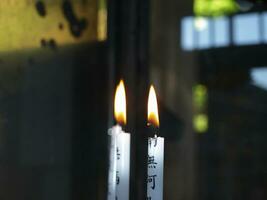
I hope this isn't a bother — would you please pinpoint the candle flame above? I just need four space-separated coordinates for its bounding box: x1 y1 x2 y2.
114 80 127 125
147 85 159 127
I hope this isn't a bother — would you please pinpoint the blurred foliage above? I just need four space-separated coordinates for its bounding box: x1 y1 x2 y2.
193 84 207 111
193 114 208 133
194 0 239 16
193 84 208 133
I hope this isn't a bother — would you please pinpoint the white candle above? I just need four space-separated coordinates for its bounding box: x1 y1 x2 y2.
114 126 130 200
147 136 164 200
146 85 164 200
107 80 130 200
107 126 119 200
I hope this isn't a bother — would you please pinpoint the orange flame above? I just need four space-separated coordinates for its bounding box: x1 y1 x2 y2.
114 80 127 125
147 85 159 127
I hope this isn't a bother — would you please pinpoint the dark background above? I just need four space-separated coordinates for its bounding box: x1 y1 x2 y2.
0 0 267 200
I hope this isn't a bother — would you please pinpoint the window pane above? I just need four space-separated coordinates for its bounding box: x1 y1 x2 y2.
195 17 212 49
181 17 195 50
214 17 230 47
233 13 261 45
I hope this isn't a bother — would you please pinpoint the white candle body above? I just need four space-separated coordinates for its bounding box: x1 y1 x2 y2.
115 128 130 200
107 126 119 200
107 125 130 200
147 136 164 200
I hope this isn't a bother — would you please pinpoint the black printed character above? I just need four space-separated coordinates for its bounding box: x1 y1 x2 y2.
149 138 157 148
147 175 157 190
116 171 120 185
116 147 121 160
148 156 157 168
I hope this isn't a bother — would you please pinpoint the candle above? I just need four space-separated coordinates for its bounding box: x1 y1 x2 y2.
147 85 164 200
107 80 130 200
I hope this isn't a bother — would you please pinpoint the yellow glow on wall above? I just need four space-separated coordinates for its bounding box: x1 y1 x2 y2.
97 0 107 41
194 0 238 16
0 0 98 53
193 114 208 133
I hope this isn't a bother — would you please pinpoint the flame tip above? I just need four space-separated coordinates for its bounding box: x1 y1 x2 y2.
114 79 127 125
147 84 159 127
